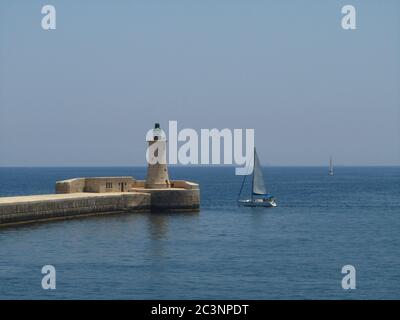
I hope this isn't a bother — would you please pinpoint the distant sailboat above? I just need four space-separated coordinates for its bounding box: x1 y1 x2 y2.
329 156 334 176
237 148 277 207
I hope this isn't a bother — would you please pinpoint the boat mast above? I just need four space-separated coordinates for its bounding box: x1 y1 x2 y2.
237 149 254 201
251 148 256 201
237 174 247 201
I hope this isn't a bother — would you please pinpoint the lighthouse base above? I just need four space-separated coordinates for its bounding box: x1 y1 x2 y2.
131 187 200 212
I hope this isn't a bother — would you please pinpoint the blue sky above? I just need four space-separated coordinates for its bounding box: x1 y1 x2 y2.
0 0 399 166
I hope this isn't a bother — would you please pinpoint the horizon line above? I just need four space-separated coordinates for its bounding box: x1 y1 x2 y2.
0 164 399 168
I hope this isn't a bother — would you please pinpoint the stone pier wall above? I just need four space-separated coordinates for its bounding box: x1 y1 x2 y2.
0 193 151 226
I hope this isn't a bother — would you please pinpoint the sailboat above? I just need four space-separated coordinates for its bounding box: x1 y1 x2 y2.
328 156 334 176
237 148 277 207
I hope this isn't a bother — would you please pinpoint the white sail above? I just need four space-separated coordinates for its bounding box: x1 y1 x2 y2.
252 149 267 195
329 156 333 175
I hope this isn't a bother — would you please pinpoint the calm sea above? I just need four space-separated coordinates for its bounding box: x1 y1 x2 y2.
0 166 399 299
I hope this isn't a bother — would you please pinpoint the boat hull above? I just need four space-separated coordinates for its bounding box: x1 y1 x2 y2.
238 199 277 207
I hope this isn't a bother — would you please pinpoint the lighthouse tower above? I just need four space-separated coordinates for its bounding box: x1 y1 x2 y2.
145 123 171 189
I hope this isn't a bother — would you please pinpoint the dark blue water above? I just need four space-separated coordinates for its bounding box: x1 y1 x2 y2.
0 166 399 299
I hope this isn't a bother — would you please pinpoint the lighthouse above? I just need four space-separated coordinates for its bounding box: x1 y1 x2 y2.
145 123 171 189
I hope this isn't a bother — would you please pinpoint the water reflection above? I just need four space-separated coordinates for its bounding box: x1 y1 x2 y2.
146 212 199 240
146 213 170 240
145 212 199 258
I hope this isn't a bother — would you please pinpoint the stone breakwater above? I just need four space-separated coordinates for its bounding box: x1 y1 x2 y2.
0 177 200 227
0 192 150 226
0 124 201 227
